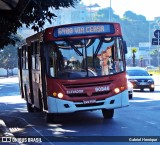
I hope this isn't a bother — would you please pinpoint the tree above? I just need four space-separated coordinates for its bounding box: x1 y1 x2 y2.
123 10 146 21
131 47 137 66
0 45 18 71
0 34 22 72
121 11 148 47
150 49 160 66
0 0 80 49
139 56 143 67
94 7 121 23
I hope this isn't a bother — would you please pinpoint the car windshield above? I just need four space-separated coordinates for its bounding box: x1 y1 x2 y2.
127 69 149 76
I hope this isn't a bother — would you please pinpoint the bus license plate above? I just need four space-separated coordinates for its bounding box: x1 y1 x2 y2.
83 99 96 104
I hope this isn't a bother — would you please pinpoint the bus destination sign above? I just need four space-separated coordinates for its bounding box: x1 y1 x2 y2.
53 24 114 38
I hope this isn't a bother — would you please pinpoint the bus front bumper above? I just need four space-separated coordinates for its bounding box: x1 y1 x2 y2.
47 90 129 113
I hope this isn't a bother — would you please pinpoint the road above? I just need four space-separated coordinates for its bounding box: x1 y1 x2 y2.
0 76 160 145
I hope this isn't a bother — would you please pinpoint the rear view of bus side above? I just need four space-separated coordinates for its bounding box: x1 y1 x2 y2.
18 22 129 122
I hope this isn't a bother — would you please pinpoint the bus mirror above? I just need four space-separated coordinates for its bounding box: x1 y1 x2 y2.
123 40 127 54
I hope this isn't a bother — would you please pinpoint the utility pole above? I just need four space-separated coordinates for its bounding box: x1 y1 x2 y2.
109 0 111 22
152 29 160 81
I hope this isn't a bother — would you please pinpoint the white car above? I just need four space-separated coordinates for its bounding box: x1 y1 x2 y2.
145 66 155 70
128 80 133 99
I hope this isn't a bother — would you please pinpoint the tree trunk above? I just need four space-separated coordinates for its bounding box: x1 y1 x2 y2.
132 53 136 66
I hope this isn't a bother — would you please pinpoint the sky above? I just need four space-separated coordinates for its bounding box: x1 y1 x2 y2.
81 0 160 20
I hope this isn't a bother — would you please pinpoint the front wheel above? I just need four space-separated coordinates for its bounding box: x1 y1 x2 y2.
102 109 114 119
129 94 133 99
26 102 34 112
150 88 154 92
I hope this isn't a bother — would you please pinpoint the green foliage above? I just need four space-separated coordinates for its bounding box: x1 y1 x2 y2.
0 45 18 69
94 8 121 22
150 49 160 66
0 0 80 48
0 1 154 50
120 18 148 46
123 10 146 21
131 47 137 53
94 9 149 47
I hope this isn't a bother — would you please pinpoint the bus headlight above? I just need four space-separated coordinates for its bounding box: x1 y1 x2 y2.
58 92 64 98
114 88 120 93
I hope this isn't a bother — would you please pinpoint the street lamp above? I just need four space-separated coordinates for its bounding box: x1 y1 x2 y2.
148 21 151 65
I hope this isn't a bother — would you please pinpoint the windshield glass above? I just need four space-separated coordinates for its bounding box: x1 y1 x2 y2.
127 70 149 76
47 36 125 79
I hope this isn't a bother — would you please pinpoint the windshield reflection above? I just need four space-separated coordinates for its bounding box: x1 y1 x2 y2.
47 36 125 79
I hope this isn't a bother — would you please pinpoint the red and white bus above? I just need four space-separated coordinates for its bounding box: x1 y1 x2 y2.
18 22 129 122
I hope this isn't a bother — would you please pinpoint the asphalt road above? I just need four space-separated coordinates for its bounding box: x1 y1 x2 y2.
0 76 160 145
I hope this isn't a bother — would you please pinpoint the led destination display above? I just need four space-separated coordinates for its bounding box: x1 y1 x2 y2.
53 24 115 37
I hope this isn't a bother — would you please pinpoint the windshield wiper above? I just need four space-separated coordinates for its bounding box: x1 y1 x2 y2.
67 40 83 56
93 39 103 58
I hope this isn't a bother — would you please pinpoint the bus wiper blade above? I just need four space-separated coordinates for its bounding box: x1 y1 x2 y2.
94 40 103 58
67 40 83 56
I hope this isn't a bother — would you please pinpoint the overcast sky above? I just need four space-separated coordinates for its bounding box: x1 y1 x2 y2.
81 0 160 20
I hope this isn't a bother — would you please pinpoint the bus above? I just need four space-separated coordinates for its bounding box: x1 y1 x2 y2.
18 22 129 122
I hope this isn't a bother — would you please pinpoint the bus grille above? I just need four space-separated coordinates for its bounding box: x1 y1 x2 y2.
63 80 113 88
63 80 112 98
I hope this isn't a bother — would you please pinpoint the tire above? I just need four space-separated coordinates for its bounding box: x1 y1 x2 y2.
140 88 144 91
150 88 154 92
129 94 133 99
26 102 34 112
102 109 114 119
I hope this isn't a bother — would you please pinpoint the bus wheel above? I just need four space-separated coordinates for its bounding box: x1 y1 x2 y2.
102 109 114 119
46 113 59 123
129 94 133 99
26 102 34 112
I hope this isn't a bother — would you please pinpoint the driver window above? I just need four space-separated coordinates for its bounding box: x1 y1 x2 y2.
49 47 55 77
114 38 124 72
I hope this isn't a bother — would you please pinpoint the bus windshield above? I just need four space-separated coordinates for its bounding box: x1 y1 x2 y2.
47 36 125 79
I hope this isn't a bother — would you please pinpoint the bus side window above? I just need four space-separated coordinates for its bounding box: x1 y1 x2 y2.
31 41 40 70
22 46 25 69
22 45 28 70
25 46 28 70
31 42 35 70
114 38 124 72
35 41 40 70
49 47 55 77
